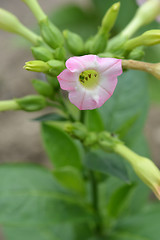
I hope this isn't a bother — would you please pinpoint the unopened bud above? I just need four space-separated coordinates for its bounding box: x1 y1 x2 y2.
114 143 160 200
53 47 66 61
100 2 120 35
128 47 145 60
15 95 47 112
98 132 122 153
85 33 107 54
65 122 88 141
121 0 160 38
124 30 160 51
31 46 53 62
31 79 54 98
47 60 65 76
24 60 50 73
84 132 97 147
39 17 64 49
63 30 84 55
0 99 20 112
24 59 65 76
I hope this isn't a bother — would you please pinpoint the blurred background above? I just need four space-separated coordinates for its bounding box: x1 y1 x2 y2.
0 0 160 168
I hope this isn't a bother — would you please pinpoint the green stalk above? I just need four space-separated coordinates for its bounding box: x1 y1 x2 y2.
22 0 46 22
89 170 102 235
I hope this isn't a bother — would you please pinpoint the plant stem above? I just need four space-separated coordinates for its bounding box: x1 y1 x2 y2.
22 0 46 22
80 110 85 123
89 170 102 235
18 24 41 45
122 59 160 80
58 93 75 122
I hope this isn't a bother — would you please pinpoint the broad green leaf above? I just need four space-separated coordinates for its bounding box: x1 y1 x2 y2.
41 123 82 169
112 203 160 240
107 183 135 218
109 232 149 240
85 150 129 182
3 222 92 240
85 109 105 132
0 164 93 228
99 70 149 145
53 167 86 196
116 113 140 139
33 113 66 122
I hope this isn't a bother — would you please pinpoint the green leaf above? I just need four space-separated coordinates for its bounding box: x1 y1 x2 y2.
107 183 135 218
99 70 149 145
85 150 129 182
41 123 82 169
110 232 149 240
0 164 93 227
3 222 92 240
53 167 86 196
33 113 66 122
112 204 160 240
85 109 105 132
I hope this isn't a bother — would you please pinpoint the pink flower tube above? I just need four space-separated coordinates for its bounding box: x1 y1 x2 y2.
57 55 122 110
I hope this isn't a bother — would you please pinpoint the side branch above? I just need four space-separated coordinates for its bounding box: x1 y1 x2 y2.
122 59 160 80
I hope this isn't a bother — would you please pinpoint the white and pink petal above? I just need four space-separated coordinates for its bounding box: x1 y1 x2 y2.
57 69 78 91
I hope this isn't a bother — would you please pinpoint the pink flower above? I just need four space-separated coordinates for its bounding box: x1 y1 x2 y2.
136 0 160 22
57 55 122 110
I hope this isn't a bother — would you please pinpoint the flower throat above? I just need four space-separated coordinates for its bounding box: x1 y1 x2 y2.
79 70 99 89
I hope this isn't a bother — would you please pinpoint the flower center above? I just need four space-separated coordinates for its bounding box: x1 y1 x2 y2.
79 70 99 89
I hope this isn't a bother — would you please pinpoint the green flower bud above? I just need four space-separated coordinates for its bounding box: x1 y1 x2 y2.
15 95 47 112
65 122 88 141
39 17 64 49
85 33 107 54
24 59 65 76
53 47 66 61
98 132 122 153
128 47 145 60
114 143 160 200
24 60 50 73
121 0 160 38
31 46 53 62
31 79 54 98
124 30 160 51
84 132 97 147
0 8 41 45
100 2 120 35
63 30 84 55
0 100 20 112
47 60 65 76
